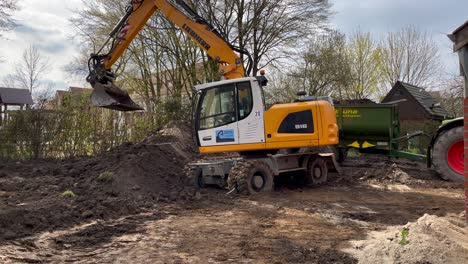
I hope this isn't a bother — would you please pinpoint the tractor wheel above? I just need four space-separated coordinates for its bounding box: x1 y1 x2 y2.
304 157 328 186
227 159 274 195
432 126 464 182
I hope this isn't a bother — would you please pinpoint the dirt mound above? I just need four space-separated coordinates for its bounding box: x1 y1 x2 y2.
0 123 198 242
343 213 468 263
142 122 198 158
337 155 463 189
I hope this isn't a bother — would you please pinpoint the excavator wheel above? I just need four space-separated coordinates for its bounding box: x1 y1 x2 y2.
185 165 205 189
227 159 274 195
304 157 328 186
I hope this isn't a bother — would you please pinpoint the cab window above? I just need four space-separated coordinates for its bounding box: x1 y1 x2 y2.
237 82 253 120
199 84 236 130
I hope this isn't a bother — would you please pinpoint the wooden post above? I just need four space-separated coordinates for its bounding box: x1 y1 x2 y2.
449 21 468 224
461 47 468 224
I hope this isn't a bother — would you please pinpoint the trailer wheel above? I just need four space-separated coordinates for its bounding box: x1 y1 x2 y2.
433 126 464 182
228 159 274 195
304 157 328 186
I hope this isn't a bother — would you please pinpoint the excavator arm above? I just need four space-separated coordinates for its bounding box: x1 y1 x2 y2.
87 0 250 111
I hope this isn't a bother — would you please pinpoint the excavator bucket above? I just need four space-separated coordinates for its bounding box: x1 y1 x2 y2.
90 82 144 111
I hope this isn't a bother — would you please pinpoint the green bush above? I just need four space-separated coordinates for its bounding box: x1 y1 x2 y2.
0 93 193 160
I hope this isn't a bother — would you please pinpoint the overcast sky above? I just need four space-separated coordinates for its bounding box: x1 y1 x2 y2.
0 0 466 92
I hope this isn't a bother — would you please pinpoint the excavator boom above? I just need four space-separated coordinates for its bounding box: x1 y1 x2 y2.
87 0 248 111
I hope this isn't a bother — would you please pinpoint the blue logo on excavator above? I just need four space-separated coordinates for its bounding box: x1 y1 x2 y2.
216 129 235 143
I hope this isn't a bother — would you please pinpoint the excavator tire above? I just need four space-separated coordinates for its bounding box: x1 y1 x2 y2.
304 157 328 186
185 165 205 189
432 126 464 182
227 159 274 195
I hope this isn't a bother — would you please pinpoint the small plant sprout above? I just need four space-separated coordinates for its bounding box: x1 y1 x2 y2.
62 190 77 198
399 228 410 246
98 171 114 182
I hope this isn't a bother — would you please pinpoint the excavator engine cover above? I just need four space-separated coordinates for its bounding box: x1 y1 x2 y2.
90 82 144 111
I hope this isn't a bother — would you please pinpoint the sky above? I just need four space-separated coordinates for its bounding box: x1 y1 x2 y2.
0 0 82 90
0 0 467 92
331 0 467 76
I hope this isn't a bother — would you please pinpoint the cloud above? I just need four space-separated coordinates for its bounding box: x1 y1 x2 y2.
0 0 83 89
13 23 68 54
15 23 61 39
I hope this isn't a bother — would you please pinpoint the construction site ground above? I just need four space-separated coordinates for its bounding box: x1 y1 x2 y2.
0 125 466 263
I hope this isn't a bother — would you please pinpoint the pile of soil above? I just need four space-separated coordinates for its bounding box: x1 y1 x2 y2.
0 123 198 242
343 213 468 263
337 155 462 189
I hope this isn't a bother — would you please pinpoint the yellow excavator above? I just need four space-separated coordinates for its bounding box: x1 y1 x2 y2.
87 0 339 194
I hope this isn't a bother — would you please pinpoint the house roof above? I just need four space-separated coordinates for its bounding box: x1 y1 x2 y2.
55 87 91 97
69 87 92 94
0 87 34 105
382 81 452 119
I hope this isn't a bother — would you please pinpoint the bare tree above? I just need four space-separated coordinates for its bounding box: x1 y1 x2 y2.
0 0 18 37
264 69 303 104
33 82 56 109
4 44 51 93
380 25 442 88
293 30 351 100
196 0 332 75
438 76 463 117
345 31 382 99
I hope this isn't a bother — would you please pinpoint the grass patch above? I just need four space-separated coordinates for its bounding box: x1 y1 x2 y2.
399 228 410 246
347 148 359 158
62 190 77 198
97 171 114 182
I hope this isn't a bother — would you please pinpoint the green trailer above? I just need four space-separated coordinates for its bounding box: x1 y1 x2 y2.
335 103 463 182
335 103 426 163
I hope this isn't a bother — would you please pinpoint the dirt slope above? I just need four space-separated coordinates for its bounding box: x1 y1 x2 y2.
0 123 197 242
